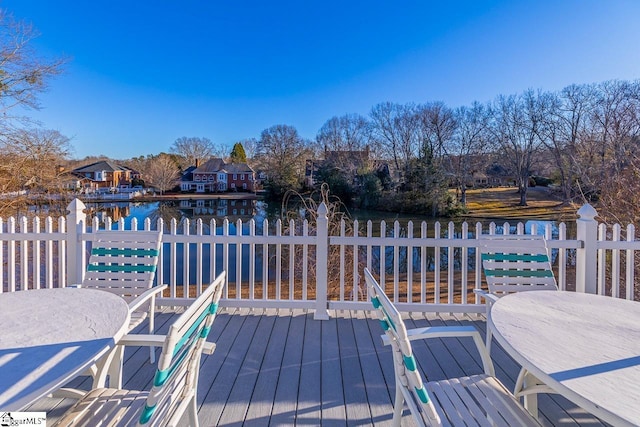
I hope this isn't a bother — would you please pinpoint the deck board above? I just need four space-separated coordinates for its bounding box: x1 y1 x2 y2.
29 308 608 426
297 310 323 424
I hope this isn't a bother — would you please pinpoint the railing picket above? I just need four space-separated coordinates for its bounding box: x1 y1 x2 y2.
59 217 66 288
249 219 256 300
45 217 53 289
183 219 190 299
239 219 245 300
420 222 427 304
558 223 567 291
626 224 635 300
196 219 203 296
434 221 441 304
8 217 16 293
352 220 359 302
289 219 295 301
380 221 386 296
223 219 230 299
262 219 269 300
612 224 621 298
170 218 178 299
275 219 282 301
340 220 346 302
393 221 400 302
0 218 3 293
447 222 454 305
302 220 308 301
33 217 41 289
20 217 28 290
598 224 606 295
461 222 468 305
475 222 483 303
407 221 414 304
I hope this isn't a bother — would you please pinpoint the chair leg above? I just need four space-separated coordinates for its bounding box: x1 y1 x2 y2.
485 326 493 356
149 298 156 363
392 382 404 427
187 395 199 427
515 368 541 419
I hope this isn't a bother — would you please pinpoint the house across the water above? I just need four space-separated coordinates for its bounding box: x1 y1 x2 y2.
180 158 256 193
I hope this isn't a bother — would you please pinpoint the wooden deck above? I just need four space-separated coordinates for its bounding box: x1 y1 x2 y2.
31 308 607 426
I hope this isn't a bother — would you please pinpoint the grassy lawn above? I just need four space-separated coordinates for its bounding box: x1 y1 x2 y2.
460 186 578 220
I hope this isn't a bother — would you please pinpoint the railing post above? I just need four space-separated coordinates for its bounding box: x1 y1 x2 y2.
66 198 87 286
576 204 598 294
314 202 330 320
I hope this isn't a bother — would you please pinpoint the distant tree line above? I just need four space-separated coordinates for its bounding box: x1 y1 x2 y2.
242 80 640 220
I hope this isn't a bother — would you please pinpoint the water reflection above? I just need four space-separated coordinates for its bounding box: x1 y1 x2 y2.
84 198 572 240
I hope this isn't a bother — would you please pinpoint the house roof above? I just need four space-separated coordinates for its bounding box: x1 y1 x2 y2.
180 165 197 181
73 161 128 173
193 158 226 173
225 163 254 174
190 158 254 175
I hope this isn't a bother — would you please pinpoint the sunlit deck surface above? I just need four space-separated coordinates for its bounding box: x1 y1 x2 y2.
31 308 606 426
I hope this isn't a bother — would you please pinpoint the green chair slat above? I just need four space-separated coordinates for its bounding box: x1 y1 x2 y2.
87 264 157 273
484 269 554 278
91 247 160 257
481 253 549 262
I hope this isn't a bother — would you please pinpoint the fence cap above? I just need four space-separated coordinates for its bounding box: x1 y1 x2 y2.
577 203 598 220
67 197 87 214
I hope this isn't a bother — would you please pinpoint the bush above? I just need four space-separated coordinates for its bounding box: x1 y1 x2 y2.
531 176 554 187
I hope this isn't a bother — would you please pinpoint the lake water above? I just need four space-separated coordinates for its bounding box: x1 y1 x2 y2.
82 197 574 239
80 197 575 283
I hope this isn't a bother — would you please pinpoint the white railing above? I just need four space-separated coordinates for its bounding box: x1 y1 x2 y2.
0 199 638 317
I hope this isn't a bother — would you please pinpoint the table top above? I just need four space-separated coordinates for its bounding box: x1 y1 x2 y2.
489 291 640 427
0 288 130 410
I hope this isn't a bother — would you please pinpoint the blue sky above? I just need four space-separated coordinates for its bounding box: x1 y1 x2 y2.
3 1 640 159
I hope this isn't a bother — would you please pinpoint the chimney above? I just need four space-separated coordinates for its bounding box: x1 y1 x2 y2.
195 158 199 167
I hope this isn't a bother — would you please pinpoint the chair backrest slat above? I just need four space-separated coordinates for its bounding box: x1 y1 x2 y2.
479 235 557 294
138 271 226 426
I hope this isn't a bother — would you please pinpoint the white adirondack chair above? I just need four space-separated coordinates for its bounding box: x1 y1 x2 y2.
83 230 167 364
53 271 226 427
364 268 540 427
475 234 558 417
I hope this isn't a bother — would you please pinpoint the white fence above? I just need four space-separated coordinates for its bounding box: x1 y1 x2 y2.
0 200 637 317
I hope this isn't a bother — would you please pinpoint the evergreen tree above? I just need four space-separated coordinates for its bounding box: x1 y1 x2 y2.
230 142 247 163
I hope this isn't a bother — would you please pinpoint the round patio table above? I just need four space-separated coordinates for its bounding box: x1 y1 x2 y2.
0 287 130 410
488 290 640 427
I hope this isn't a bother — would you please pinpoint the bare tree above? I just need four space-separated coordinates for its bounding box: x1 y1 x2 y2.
542 84 596 203
0 10 66 119
170 137 215 167
370 102 420 185
316 113 375 173
256 124 311 198
143 154 180 195
0 128 71 212
490 90 548 206
449 102 491 205
415 102 457 210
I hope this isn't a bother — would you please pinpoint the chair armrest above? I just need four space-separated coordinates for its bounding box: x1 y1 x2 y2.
473 288 500 304
381 325 495 377
118 333 216 355
118 333 166 347
203 342 216 355
128 284 169 312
